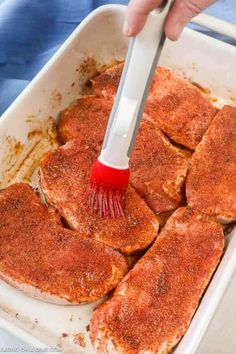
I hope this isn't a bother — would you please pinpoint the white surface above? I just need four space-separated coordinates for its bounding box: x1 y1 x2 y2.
198 271 236 354
0 329 48 354
0 330 30 351
0 4 236 354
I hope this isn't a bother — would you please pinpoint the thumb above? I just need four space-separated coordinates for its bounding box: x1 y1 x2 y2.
165 0 216 40
123 0 164 36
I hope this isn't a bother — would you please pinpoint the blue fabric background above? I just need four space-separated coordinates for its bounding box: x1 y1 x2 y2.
0 0 235 115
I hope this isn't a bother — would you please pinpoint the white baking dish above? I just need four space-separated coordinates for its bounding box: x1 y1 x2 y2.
0 5 236 354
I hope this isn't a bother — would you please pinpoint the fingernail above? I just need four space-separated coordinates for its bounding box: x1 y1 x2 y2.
173 22 184 39
123 21 132 36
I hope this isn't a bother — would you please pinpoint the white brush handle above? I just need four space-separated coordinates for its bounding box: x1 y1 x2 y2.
99 0 173 170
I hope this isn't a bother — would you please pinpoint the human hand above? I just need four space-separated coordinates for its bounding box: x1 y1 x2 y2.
123 0 216 40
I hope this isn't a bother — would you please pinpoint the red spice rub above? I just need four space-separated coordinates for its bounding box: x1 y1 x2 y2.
58 95 112 147
91 63 124 98
58 97 189 215
91 64 216 150
145 67 217 150
90 207 224 354
39 141 159 255
130 120 190 214
0 183 128 304
187 105 236 223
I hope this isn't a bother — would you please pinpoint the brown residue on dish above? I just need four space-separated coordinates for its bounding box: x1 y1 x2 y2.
78 57 99 95
4 138 24 157
62 333 68 338
86 324 90 332
191 81 219 105
230 96 236 105
79 57 98 79
28 129 43 140
210 96 218 103
25 115 37 123
0 136 25 185
49 89 62 110
192 82 211 95
0 117 59 189
224 224 235 235
74 333 86 348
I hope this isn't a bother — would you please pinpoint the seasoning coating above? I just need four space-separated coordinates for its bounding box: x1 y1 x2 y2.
146 67 217 149
39 141 159 255
58 95 112 148
187 105 236 223
90 207 224 354
92 63 124 98
0 183 128 303
58 99 190 215
91 64 216 150
130 120 190 214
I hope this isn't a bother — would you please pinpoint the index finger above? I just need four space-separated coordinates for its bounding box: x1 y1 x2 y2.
123 0 164 36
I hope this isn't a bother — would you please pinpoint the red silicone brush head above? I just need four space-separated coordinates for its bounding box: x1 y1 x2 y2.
87 159 130 218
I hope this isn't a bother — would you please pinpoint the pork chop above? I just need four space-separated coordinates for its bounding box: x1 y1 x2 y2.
91 63 124 98
39 141 159 255
58 98 189 215
145 67 217 150
90 207 224 354
58 95 112 146
130 120 190 214
91 64 216 150
0 183 128 304
186 105 236 223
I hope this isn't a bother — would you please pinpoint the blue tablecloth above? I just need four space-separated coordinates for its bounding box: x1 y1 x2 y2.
0 0 235 115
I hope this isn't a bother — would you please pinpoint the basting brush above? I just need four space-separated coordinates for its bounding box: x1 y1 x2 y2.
87 0 173 218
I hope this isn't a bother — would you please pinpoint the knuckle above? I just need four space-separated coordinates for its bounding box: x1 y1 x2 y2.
128 0 161 15
184 0 205 16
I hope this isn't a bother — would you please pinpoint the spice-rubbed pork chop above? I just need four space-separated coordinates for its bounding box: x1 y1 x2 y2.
0 183 128 304
187 105 236 223
130 120 190 214
58 95 112 146
145 67 217 150
91 63 124 98
58 98 189 215
91 64 216 150
39 141 159 255
90 207 224 354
